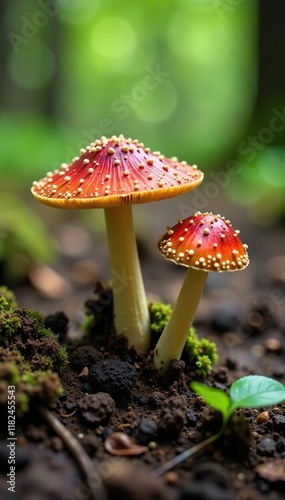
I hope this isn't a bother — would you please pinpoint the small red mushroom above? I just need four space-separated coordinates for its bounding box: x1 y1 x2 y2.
153 212 249 370
31 135 203 352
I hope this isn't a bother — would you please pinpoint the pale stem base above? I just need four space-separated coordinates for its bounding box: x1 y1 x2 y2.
153 268 208 370
104 206 150 352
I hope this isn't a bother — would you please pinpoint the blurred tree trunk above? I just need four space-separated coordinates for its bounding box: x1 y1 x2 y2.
44 0 61 120
0 0 11 106
258 0 285 105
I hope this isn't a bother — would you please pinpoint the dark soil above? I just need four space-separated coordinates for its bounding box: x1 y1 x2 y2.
0 199 285 500
1 289 284 500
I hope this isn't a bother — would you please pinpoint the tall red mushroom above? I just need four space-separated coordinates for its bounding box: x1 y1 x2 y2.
153 212 249 370
31 135 203 353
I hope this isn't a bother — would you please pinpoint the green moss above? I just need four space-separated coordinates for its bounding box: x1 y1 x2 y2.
25 309 46 329
58 345 69 368
0 305 68 373
21 370 62 404
0 355 62 416
199 338 218 364
149 301 173 335
183 328 218 377
0 287 68 416
150 301 218 378
0 286 18 310
195 355 213 378
0 308 21 342
0 360 21 386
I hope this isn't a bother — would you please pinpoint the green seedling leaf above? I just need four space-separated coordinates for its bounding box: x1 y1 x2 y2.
190 381 230 422
164 375 285 478
229 375 285 410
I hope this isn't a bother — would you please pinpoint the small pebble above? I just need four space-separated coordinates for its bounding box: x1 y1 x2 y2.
65 401 77 412
164 471 179 485
264 338 282 352
79 366 89 378
250 344 264 357
156 448 166 456
237 472 245 480
186 411 197 427
136 417 158 444
255 460 285 483
276 438 285 455
272 414 285 430
256 411 270 424
257 437 275 456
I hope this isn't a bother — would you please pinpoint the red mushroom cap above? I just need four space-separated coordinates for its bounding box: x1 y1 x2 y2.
31 135 203 209
157 212 249 272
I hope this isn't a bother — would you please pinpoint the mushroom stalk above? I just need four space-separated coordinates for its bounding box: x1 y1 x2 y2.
104 205 150 352
153 268 208 370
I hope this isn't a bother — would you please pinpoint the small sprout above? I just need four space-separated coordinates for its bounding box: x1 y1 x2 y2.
105 432 148 456
153 376 285 477
191 375 285 426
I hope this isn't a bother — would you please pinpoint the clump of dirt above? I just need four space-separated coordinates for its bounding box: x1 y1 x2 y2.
158 394 187 437
78 392 115 424
70 345 103 371
88 358 137 403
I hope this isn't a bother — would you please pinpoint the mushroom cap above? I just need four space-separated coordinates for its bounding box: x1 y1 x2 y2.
31 135 203 209
157 212 249 272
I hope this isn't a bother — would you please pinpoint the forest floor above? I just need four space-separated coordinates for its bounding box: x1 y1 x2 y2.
0 195 285 500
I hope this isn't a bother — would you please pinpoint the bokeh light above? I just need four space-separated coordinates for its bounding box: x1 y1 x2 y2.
91 17 137 60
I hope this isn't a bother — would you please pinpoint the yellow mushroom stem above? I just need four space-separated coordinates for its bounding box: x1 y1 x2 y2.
104 205 150 352
153 267 208 370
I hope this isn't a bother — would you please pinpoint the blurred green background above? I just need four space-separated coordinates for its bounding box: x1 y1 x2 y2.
0 0 285 285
